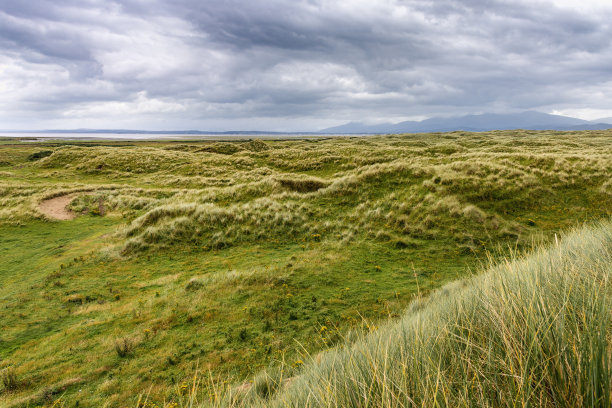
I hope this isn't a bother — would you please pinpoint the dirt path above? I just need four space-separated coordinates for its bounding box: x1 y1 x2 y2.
38 194 78 220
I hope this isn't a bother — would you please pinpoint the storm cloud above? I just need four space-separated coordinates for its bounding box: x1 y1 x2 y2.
1 0 611 130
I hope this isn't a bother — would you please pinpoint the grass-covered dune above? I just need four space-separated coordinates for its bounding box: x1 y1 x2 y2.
0 131 610 407
211 221 612 407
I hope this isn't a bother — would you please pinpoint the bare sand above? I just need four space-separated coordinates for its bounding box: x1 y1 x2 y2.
38 194 78 220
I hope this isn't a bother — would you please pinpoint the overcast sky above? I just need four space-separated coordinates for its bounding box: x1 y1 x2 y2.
1 0 612 131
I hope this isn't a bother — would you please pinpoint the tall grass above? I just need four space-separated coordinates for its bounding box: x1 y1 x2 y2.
221 221 611 407
2 132 611 406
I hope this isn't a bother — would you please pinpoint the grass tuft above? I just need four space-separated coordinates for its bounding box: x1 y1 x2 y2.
114 337 134 358
1 366 20 393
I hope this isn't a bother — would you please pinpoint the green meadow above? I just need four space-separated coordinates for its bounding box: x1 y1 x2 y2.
0 130 610 407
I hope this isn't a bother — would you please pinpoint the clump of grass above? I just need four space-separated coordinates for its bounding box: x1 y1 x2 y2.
221 221 611 407
251 370 282 400
120 198 309 253
241 139 270 152
185 278 205 291
114 337 134 358
1 366 20 392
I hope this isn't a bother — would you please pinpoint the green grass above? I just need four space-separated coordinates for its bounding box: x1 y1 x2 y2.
0 227 469 407
0 130 610 407
0 217 117 358
217 220 611 408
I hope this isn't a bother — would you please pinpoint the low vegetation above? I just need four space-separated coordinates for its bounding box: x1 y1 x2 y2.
216 220 611 407
0 130 610 407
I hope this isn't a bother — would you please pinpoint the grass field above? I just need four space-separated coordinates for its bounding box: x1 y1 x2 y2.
217 219 611 408
0 130 610 407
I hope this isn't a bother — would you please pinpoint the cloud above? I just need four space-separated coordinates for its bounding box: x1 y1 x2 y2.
1 0 612 130
63 91 186 117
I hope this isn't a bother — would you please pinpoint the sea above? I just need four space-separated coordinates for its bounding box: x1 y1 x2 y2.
0 132 359 141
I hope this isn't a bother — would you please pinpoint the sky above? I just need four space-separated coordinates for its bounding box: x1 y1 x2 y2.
1 0 612 131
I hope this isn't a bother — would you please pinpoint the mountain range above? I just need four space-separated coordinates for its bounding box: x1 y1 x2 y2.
320 111 612 134
3 111 612 136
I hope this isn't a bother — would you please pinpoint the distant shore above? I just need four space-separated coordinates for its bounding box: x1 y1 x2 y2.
0 132 366 142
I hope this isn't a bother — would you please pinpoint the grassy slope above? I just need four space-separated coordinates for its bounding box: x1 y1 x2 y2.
0 131 610 407
226 220 611 408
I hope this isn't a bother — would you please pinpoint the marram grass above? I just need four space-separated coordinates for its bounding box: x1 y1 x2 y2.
1 132 611 407
207 221 611 407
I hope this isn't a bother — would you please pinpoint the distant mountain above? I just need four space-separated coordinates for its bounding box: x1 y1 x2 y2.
591 117 612 124
319 121 410 134
4 111 610 136
320 111 612 134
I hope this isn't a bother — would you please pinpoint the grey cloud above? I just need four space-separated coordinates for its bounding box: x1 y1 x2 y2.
1 0 612 130
0 13 92 62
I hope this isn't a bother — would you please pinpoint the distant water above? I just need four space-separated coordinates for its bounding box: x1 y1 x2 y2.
0 132 361 141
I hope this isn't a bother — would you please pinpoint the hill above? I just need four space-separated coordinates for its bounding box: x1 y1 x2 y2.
592 117 612 124
222 220 611 407
321 111 612 133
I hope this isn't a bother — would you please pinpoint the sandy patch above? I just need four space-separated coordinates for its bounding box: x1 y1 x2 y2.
38 193 79 220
